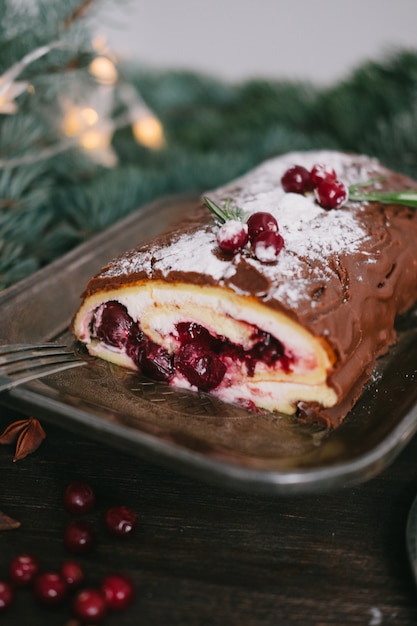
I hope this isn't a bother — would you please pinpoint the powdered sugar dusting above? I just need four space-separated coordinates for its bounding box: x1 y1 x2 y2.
100 151 383 308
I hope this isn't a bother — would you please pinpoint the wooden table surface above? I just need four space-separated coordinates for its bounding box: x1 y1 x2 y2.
1 406 417 626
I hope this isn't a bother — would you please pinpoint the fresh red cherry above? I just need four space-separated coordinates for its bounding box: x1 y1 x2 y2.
64 519 96 553
64 481 96 515
33 571 68 606
216 219 249 254
246 211 278 243
9 553 40 586
310 163 337 187
61 560 85 589
0 581 14 611
101 573 135 611
73 588 107 624
315 179 348 209
281 165 313 194
104 506 138 538
253 231 284 262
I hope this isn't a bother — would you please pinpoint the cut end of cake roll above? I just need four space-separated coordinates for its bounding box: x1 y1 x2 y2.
71 150 417 428
71 281 338 416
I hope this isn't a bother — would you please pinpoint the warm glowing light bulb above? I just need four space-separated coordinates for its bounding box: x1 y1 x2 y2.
80 128 111 151
89 57 118 85
62 106 99 137
132 115 165 149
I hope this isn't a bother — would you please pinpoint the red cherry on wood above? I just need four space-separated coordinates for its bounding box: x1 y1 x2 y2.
104 506 138 538
61 560 85 588
64 519 96 553
73 588 107 624
101 573 135 610
64 481 96 515
33 572 68 606
0 581 14 611
9 553 40 586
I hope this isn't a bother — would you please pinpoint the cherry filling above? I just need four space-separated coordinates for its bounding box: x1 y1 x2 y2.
138 339 174 381
93 301 143 359
176 343 227 391
91 303 292 392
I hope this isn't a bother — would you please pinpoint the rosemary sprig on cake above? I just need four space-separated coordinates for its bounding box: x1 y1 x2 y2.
203 196 248 223
203 196 284 262
348 181 417 207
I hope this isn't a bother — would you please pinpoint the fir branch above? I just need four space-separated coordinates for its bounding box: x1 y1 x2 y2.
64 0 96 29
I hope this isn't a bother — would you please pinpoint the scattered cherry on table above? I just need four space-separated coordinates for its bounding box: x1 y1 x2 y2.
73 588 107 624
60 559 85 589
33 571 68 606
64 519 96 554
64 481 96 515
9 553 40 586
101 573 135 610
104 505 138 538
0 581 14 612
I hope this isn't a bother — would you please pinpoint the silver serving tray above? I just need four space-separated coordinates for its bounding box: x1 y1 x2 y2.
2 194 417 495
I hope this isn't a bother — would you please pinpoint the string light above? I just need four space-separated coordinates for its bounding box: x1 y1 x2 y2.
118 83 166 150
0 37 166 167
89 56 118 85
61 89 117 167
132 114 165 149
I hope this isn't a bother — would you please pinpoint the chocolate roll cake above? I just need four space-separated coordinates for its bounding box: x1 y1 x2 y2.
71 151 417 427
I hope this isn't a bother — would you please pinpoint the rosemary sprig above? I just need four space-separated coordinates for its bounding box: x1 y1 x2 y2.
204 196 247 223
348 180 417 208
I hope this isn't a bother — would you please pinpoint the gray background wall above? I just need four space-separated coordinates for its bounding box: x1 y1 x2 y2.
91 0 417 85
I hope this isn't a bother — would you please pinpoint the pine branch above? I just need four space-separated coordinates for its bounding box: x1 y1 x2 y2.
64 0 96 28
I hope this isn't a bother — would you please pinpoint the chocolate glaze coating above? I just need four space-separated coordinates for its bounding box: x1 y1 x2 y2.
75 151 417 426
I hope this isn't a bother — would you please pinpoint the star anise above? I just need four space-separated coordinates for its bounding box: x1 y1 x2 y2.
0 510 21 531
0 417 46 461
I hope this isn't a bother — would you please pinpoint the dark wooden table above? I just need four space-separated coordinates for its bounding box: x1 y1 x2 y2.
1 406 417 626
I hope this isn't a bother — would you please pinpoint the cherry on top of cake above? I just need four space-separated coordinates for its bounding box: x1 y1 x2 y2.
95 151 417 311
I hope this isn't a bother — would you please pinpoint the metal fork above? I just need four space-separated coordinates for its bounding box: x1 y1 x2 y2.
0 343 84 393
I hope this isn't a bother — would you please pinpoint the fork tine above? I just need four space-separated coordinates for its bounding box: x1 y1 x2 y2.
0 359 84 393
0 343 85 393
0 343 67 355
1 354 79 376
0 344 74 367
